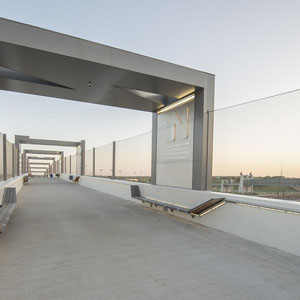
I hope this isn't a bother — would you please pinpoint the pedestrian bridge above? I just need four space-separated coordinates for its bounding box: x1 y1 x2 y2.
1 18 300 299
1 177 300 299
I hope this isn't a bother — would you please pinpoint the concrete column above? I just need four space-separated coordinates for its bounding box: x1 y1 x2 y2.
3 134 7 181
192 86 214 190
151 113 157 185
69 156 72 174
92 147 95 177
81 140 85 176
112 141 116 178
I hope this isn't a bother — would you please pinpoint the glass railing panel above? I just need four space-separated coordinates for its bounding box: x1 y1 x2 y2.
95 143 113 177
212 90 300 200
85 149 93 176
115 132 151 183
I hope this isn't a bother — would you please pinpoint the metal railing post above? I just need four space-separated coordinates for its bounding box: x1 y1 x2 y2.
3 134 7 181
22 152 26 174
80 140 85 176
93 147 95 177
12 143 15 178
112 141 116 179
61 152 64 174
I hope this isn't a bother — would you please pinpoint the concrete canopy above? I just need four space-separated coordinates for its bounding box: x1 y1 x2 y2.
1 18 215 190
0 18 214 112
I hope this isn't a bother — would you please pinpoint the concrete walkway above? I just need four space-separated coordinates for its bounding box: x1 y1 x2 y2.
1 178 300 300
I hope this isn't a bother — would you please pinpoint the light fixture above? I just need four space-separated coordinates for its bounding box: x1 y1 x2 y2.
157 94 195 114
199 201 226 217
236 202 300 215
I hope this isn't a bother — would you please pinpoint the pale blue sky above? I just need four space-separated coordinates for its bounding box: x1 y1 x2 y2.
1 0 300 165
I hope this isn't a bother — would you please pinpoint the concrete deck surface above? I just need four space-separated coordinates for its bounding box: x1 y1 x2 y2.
0 178 300 300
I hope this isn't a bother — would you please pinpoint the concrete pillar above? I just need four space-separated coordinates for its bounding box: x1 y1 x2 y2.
192 87 214 190
81 140 85 176
3 134 7 181
112 141 116 178
92 147 95 177
151 113 157 185
155 83 214 190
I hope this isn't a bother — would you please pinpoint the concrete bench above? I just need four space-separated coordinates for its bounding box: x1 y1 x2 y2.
131 185 225 216
0 187 17 233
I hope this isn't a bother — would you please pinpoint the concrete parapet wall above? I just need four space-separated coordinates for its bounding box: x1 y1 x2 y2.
60 175 133 200
198 202 300 256
60 174 300 256
0 176 25 205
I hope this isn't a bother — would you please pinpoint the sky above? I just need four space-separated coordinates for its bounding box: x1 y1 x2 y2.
1 0 300 176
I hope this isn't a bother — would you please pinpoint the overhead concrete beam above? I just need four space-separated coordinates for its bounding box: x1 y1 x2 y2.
15 135 80 147
28 156 56 160
24 150 62 155
0 18 214 112
27 162 51 166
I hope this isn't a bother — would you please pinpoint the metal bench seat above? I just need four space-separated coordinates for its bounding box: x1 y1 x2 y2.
131 185 225 216
0 187 17 233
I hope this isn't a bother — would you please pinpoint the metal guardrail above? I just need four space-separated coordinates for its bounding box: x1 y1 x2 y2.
244 178 300 186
